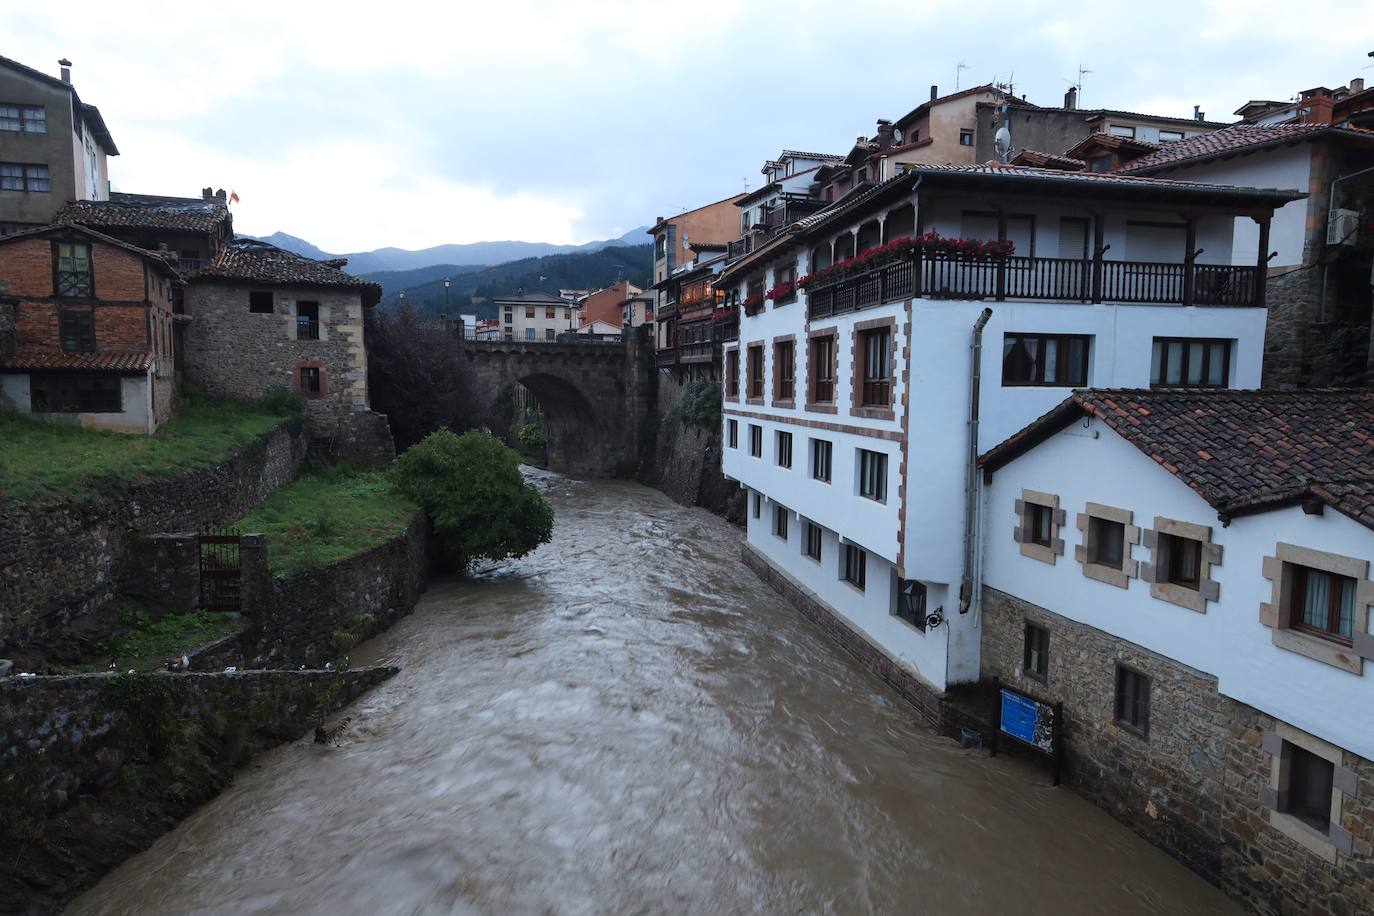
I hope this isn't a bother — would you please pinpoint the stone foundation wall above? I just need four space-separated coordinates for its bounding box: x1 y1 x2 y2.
742 543 944 727
0 665 397 914
980 586 1374 916
0 421 308 664
650 373 745 524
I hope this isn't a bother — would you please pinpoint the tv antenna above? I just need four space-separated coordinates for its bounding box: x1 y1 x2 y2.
956 61 970 89
1062 64 1093 103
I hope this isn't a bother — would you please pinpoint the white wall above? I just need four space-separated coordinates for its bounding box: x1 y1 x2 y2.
983 419 1374 761
0 372 153 433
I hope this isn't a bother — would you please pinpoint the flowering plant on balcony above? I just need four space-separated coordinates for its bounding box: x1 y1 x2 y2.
711 306 735 322
799 232 1016 290
765 280 795 302
742 292 765 314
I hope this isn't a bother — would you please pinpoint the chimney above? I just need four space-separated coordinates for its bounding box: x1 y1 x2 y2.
875 119 894 148
1352 77 1366 94
930 84 939 101
1064 86 1078 110
58 58 71 83
516 286 525 298
1193 105 1205 121
1300 88 1334 125
215 188 227 202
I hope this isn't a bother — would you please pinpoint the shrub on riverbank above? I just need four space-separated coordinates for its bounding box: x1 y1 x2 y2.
676 381 722 430
235 467 418 575
0 395 292 503
390 429 554 571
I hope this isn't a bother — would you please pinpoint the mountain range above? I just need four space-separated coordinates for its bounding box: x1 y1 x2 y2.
250 227 651 275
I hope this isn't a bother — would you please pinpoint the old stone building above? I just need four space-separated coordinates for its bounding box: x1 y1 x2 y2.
57 189 233 270
0 223 178 432
184 239 394 464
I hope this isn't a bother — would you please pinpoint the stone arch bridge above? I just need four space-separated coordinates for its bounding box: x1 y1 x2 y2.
460 333 653 477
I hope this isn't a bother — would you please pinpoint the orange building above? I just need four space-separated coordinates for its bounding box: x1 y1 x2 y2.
579 280 640 329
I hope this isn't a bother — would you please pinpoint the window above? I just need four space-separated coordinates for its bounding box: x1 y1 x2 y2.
526 306 535 318
545 328 556 341
545 306 555 319
773 262 797 302
752 492 762 519
804 522 822 561
858 327 891 406
1088 517 1125 569
525 327 536 340
775 340 795 402
1286 744 1336 833
1023 623 1049 681
725 349 739 398
0 104 46 133
748 344 764 399
749 424 762 458
1108 124 1136 138
30 374 121 413
1151 338 1231 388
1158 130 1184 142
773 504 789 540
55 242 92 297
1113 664 1150 737
1027 504 1054 547
296 301 320 340
809 334 836 403
59 308 94 352
504 331 513 340
1 163 50 191
842 544 867 590
1161 533 1202 589
858 449 887 502
959 129 974 146
1002 333 1089 386
811 438 832 482
895 579 927 628
727 419 738 448
1291 565 1357 643
249 290 274 314
776 431 793 468
503 309 513 324
299 366 322 397
1089 155 1113 173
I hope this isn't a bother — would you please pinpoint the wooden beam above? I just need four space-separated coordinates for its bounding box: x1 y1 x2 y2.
1254 215 1271 310
1183 218 1197 307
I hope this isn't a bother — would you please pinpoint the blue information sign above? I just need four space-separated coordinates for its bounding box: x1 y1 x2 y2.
999 688 1055 754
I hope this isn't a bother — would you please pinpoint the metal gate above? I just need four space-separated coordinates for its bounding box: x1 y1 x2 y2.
199 529 242 612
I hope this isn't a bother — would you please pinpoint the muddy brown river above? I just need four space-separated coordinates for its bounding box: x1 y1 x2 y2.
67 477 1239 915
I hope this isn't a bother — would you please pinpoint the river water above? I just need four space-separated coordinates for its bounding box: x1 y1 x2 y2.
67 477 1238 915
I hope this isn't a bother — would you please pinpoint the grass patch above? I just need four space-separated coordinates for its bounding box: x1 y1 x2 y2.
0 396 291 503
91 606 244 672
235 467 418 576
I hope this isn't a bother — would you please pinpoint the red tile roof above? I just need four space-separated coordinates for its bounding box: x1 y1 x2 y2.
190 239 381 303
1065 131 1161 160
982 389 1374 530
59 193 230 234
1010 149 1086 171
0 351 153 373
1118 123 1374 174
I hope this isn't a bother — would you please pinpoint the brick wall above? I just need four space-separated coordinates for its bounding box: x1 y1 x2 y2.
0 236 150 301
980 586 1374 916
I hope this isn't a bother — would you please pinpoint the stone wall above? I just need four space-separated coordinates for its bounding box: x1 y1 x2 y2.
0 299 15 360
743 544 945 727
0 421 308 664
0 666 397 914
650 372 745 524
979 586 1374 916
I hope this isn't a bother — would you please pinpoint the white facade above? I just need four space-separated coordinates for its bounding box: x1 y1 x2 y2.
721 172 1288 694
981 415 1374 763
0 371 155 433
495 296 578 341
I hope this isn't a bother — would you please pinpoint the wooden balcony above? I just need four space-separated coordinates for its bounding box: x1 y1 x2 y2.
656 346 679 368
805 252 1262 320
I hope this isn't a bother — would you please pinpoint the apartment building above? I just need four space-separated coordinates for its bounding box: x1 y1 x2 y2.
0 224 178 433
492 290 578 341
720 165 1298 704
0 55 118 233
979 389 1374 914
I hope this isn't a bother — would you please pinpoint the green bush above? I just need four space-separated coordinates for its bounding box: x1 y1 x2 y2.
260 386 305 416
390 429 554 571
514 423 548 450
677 381 722 429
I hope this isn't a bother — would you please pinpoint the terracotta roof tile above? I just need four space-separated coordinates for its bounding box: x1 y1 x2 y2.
1010 149 1086 171
0 351 153 373
58 193 229 234
191 239 381 302
982 389 1374 530
1118 123 1374 175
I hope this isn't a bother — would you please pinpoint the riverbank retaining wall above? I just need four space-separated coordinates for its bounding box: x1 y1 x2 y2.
650 374 744 525
0 665 397 915
0 421 308 666
980 586 1374 916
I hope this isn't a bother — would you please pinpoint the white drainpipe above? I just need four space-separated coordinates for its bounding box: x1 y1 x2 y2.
959 307 994 616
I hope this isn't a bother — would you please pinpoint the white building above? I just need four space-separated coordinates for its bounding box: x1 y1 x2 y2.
720 165 1300 706
491 290 579 342
978 388 1374 909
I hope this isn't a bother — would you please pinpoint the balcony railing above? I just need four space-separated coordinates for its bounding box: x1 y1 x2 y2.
656 346 679 368
805 251 1262 319
296 317 320 340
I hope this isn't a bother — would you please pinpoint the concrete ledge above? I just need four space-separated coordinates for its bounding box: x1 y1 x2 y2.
740 542 944 728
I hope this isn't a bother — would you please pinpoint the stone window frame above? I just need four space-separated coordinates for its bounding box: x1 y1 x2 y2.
1013 489 1065 565
850 316 897 421
746 342 765 405
1141 516 1220 614
1260 543 1373 675
1258 721 1358 862
805 326 839 415
772 334 797 407
724 346 740 401
1074 502 1141 589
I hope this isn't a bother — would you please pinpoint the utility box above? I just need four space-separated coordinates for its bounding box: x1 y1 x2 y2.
1328 208 1360 246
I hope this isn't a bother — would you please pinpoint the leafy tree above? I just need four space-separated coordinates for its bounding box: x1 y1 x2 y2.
514 423 547 450
366 303 475 450
676 381 722 429
390 429 553 571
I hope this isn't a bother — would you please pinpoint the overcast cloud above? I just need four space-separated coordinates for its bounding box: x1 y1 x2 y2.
5 1 1371 251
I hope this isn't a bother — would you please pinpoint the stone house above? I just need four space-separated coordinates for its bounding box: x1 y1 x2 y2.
978 389 1374 916
0 223 179 433
184 239 393 465
57 190 233 271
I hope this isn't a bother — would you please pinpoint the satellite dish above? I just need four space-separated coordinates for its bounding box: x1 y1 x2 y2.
994 101 1013 163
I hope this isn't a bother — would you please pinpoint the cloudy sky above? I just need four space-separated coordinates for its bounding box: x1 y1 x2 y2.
5 1 1371 252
